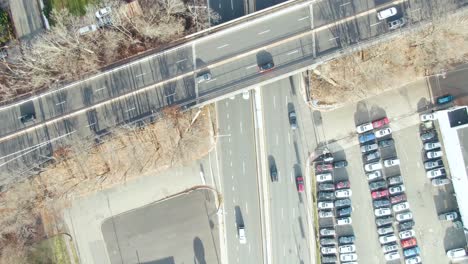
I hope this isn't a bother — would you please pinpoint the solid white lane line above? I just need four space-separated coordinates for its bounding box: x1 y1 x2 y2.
340 2 351 7
287 50 299 55
258 29 271 35
242 161 245 174
297 16 309 21
246 64 257 70
217 44 230 49
55 101 66 106
370 21 382 27
176 58 187 63
273 95 276 109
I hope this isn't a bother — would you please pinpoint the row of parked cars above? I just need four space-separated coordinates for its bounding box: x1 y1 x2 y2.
314 154 357 263
356 117 422 264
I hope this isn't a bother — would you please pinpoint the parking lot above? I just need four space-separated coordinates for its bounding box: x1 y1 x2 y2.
312 76 468 264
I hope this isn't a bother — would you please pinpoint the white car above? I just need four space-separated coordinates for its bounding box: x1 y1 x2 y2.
426 150 443 159
335 189 352 198
377 7 397 20
385 251 400 261
336 217 352 225
78 24 98 35
375 127 392 138
405 256 422 264
364 162 382 172
321 246 337 255
396 212 413 222
377 226 393 235
432 178 451 186
316 173 333 182
389 184 405 195
319 210 334 218
384 158 400 167
356 122 373 134
426 168 446 179
379 234 397 244
339 244 356 253
393 202 410 212
399 229 415 239
95 7 112 19
446 248 467 259
367 170 383 181
382 243 399 253
420 113 437 122
340 253 358 262
196 72 212 83
375 208 392 217
238 226 246 244
318 201 334 210
424 141 441 150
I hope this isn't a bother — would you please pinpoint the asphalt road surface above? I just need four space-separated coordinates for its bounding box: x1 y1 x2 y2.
1 0 467 185
216 94 263 264
101 189 220 264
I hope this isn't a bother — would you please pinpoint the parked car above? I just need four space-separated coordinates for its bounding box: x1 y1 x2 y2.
424 141 441 150
337 206 352 217
390 194 407 204
316 173 332 183
378 138 394 148
399 229 415 239
335 189 352 198
321 246 337 255
431 177 451 186
270 163 278 182
364 151 381 162
376 216 393 227
389 184 405 195
318 201 334 210
446 248 467 259
377 6 397 20
437 94 454 105
78 25 98 35
359 132 376 143
375 127 392 138
373 199 391 208
321 255 337 263
384 158 400 167
319 183 335 191
424 159 443 170
335 181 350 190
95 7 112 19
426 150 443 159
317 152 334 162
338 235 355 244
320 238 337 246
367 170 383 181
336 217 352 226
393 202 410 212
296 176 304 192
339 244 356 254
377 225 394 235
375 207 392 217
379 234 398 244
405 256 422 264
335 198 351 208
361 143 378 153
382 243 399 253
333 160 348 168
320 228 336 237
396 212 413 222
340 253 357 262
195 72 212 83
356 122 373 133
385 251 401 261
426 168 446 179
318 192 335 201
316 163 333 172
420 131 436 141
401 237 417 249
365 162 382 172
439 211 458 221
388 17 406 29
399 220 415 231
238 225 246 244
372 189 389 199
372 117 390 128
420 113 437 121
258 61 275 73
403 246 421 258
369 180 387 191
387 175 403 186
289 111 297 129
20 113 36 123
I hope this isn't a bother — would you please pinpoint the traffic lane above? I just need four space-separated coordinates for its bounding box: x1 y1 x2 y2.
209 0 245 24
194 5 312 63
312 0 376 28
255 0 287 11
216 96 263 264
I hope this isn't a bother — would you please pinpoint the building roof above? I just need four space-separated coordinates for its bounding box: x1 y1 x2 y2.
448 107 468 128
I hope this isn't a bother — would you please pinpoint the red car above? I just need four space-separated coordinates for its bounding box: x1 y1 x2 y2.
316 163 333 172
390 194 407 204
371 189 389 199
296 176 304 192
372 117 390 129
335 181 350 190
401 238 417 249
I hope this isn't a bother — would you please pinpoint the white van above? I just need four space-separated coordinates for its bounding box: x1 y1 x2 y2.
446 248 466 259
377 7 397 20
238 225 246 244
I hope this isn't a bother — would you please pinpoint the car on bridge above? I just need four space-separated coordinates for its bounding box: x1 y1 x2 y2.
258 61 275 73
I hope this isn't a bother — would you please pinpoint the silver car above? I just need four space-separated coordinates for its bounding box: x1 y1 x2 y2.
195 72 212 83
388 17 406 29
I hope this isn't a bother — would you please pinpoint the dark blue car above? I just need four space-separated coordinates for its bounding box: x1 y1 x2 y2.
359 132 376 144
403 246 420 258
436 94 453 105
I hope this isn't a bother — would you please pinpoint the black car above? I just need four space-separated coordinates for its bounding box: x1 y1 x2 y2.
318 191 335 201
20 113 36 123
378 138 394 148
258 61 275 72
337 206 352 217
317 152 334 163
376 216 393 227
338 235 355 245
373 199 391 208
333 160 348 168
270 164 278 182
369 180 387 191
321 255 337 263
319 183 335 191
320 238 337 246
335 198 351 208
398 220 415 231
289 111 297 130
420 131 436 141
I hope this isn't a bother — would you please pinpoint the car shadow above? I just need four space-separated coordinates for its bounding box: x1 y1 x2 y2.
256 50 273 66
234 206 244 227
193 237 207 264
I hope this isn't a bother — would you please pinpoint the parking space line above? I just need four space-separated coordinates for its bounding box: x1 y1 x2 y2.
370 22 382 27
298 16 309 21
258 29 271 35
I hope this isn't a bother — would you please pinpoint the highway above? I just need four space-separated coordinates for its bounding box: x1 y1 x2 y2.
216 93 263 264
0 0 465 184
